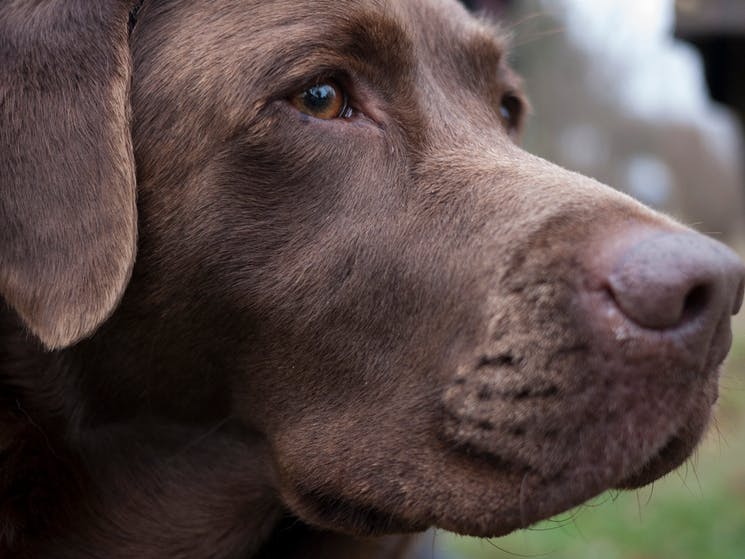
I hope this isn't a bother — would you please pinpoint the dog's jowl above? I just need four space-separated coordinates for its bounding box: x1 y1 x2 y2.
1 1 743 558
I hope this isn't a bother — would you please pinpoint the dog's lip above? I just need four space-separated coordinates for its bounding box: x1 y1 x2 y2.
614 432 693 489
450 424 688 493
580 285 734 380
487 433 696 530
614 372 717 490
440 366 716 533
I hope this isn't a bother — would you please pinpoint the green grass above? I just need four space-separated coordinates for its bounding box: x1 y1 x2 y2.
444 318 745 559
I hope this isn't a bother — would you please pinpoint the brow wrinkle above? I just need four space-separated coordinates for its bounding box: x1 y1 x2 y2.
252 10 415 95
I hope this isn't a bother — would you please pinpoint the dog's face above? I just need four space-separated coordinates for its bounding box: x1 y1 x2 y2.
114 0 744 536
3 0 743 544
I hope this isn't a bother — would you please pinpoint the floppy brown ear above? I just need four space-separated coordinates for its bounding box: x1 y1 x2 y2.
0 1 138 349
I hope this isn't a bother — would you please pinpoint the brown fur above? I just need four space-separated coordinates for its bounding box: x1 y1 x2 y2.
0 1 741 558
0 1 137 349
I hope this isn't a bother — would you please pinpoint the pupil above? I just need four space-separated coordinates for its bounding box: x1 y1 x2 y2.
305 84 334 110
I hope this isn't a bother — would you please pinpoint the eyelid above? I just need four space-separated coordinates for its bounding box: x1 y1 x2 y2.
275 67 355 103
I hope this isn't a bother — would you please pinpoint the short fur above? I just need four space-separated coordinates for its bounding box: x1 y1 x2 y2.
0 1 740 558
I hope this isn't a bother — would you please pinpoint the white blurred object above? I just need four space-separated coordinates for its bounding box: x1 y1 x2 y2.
560 124 611 169
623 155 675 209
544 0 742 167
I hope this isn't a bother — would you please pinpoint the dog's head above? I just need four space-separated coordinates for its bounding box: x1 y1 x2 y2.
2 0 743 540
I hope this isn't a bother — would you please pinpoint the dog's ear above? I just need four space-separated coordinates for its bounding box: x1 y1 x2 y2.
0 1 138 349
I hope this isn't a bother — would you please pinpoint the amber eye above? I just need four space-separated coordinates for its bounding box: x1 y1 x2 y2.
291 81 349 120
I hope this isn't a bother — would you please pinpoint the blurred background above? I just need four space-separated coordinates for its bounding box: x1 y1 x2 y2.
424 0 745 557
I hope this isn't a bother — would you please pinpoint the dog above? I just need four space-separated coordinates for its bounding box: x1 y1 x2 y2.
2 1 744 557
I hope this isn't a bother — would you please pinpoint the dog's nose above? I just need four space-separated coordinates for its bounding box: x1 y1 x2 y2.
605 232 744 331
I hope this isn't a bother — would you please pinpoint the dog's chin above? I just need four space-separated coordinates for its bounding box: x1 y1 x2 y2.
616 425 706 490
283 406 711 540
432 393 713 538
416 440 703 539
276 349 718 540
287 486 430 537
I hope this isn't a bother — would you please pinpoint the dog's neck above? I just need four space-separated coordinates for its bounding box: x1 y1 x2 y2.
0 306 414 558
255 520 413 559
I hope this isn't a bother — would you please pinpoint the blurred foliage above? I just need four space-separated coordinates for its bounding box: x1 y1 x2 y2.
444 304 745 559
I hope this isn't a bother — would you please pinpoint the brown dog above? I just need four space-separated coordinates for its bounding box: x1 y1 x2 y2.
1 1 744 558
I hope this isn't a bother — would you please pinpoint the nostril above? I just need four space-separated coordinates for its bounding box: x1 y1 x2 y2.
681 283 710 322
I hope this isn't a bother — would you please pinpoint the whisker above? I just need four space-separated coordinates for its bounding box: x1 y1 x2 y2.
512 27 567 48
519 471 530 529
644 481 656 507
485 537 556 558
507 10 553 32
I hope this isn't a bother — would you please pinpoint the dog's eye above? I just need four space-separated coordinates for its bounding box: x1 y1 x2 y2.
291 81 350 120
499 93 523 134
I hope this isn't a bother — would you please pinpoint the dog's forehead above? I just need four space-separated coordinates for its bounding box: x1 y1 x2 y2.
246 0 504 43
131 0 512 157
137 0 508 85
